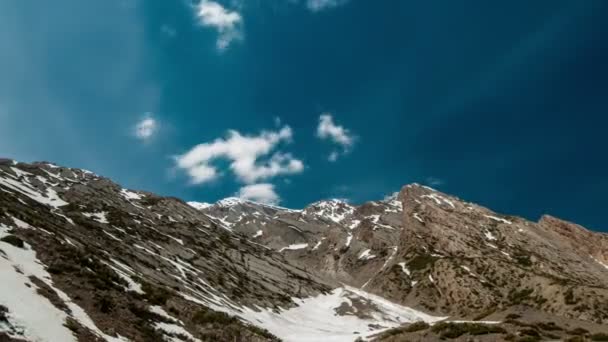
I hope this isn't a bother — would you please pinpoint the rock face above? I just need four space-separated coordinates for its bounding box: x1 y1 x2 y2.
1 160 607 342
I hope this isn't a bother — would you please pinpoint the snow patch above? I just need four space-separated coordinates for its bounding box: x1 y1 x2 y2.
0 230 128 342
484 230 497 241
82 212 109 224
398 262 410 276
358 249 376 261
238 286 446 342
484 215 512 225
345 233 353 247
155 322 201 342
279 243 309 252
120 188 143 201
187 201 212 210
421 194 455 209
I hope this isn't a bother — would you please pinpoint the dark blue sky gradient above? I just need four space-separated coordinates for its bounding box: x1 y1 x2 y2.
0 0 606 231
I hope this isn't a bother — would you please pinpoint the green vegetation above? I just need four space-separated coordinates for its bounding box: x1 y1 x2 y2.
192 307 237 325
377 321 431 338
472 307 496 321
568 327 589 336
514 254 533 267
0 234 24 248
505 313 522 320
407 254 438 271
127 303 172 323
518 328 541 338
46 246 128 292
591 333 608 341
94 294 115 314
140 282 172 306
564 288 579 305
535 321 562 331
64 318 80 333
508 288 534 304
516 336 541 342
431 322 506 339
0 304 8 323
405 321 430 332
246 324 281 341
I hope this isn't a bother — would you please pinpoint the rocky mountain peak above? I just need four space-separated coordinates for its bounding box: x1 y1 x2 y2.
1 161 607 341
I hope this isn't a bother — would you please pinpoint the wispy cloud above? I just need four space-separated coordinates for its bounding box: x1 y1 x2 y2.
316 113 355 161
237 183 280 204
425 177 445 187
306 0 349 12
134 114 158 141
175 125 304 185
195 0 243 50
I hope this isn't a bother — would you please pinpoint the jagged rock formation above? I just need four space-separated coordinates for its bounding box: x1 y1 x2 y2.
1 160 607 342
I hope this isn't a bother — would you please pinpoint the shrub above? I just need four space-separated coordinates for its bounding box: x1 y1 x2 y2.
64 318 80 332
140 283 172 306
405 321 430 332
473 307 496 321
0 305 8 322
192 307 237 326
515 254 533 267
246 324 280 340
47 261 80 275
506 313 522 320
508 288 534 304
1 235 24 248
591 333 608 341
568 327 589 336
431 322 506 338
534 321 562 331
94 295 115 314
127 303 171 323
519 328 541 338
407 254 438 271
516 337 541 342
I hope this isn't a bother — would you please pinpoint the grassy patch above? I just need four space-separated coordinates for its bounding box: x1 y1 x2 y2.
505 313 522 320
378 321 431 338
431 322 506 339
405 321 430 332
591 333 608 341
534 321 562 331
246 324 281 341
140 282 172 306
407 254 438 271
508 288 534 304
192 307 237 326
567 327 589 336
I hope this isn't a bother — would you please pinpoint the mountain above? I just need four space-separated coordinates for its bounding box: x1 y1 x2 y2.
1 160 607 342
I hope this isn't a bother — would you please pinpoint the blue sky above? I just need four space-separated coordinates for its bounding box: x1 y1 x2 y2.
0 0 607 231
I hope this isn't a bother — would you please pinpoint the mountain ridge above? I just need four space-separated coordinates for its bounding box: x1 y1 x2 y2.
1 159 607 341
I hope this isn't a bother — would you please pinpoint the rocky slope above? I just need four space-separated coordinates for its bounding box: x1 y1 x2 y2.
1 159 607 341
196 185 608 325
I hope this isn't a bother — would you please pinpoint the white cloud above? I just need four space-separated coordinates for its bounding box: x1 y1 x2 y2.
134 114 158 141
161 24 177 38
426 177 445 187
316 113 355 161
175 125 304 185
306 0 349 12
328 151 339 162
195 0 242 50
237 183 280 204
